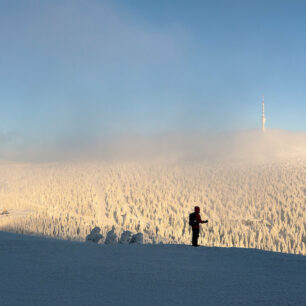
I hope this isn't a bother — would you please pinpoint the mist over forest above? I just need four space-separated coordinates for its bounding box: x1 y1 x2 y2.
1 128 305 163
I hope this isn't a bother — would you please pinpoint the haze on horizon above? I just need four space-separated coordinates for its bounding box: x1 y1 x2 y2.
1 0 306 161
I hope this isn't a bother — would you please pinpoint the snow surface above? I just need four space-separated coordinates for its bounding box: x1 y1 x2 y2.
0 231 305 306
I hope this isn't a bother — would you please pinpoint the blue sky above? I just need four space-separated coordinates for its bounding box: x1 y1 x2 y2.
0 0 305 152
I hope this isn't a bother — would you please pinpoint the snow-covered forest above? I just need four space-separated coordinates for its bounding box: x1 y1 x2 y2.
0 155 305 255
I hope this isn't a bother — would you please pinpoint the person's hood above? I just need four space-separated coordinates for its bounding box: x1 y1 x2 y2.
194 206 200 213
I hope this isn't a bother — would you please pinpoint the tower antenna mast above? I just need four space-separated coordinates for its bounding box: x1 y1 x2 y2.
262 95 266 131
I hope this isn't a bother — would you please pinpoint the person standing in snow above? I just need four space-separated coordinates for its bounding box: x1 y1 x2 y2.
189 206 208 247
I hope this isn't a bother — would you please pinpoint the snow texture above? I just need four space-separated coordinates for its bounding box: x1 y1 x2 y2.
0 231 305 306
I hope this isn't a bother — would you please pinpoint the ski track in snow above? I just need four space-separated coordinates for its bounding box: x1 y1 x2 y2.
0 231 305 306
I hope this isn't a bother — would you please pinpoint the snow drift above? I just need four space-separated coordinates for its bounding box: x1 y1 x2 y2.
0 231 305 306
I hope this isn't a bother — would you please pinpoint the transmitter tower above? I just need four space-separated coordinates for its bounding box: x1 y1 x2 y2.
262 95 266 131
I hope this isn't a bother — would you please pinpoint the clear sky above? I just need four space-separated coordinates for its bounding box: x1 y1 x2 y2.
0 0 305 152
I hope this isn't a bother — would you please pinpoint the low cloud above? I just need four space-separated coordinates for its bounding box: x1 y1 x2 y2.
1 129 305 163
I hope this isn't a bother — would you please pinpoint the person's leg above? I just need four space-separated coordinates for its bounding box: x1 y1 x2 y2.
192 228 199 246
195 228 199 246
192 228 195 245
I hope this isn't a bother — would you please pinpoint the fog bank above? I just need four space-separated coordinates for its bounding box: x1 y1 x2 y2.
0 129 305 163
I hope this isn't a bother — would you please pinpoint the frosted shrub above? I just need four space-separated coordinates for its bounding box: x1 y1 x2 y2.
130 233 143 244
105 226 118 245
86 227 103 244
119 231 133 244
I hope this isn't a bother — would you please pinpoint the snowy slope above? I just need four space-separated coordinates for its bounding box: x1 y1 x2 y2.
1 157 305 255
1 231 305 306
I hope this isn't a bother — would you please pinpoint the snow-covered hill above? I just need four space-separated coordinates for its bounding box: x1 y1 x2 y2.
0 157 305 255
0 130 305 254
0 231 305 306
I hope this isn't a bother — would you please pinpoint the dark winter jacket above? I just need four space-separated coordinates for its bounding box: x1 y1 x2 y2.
192 206 206 229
